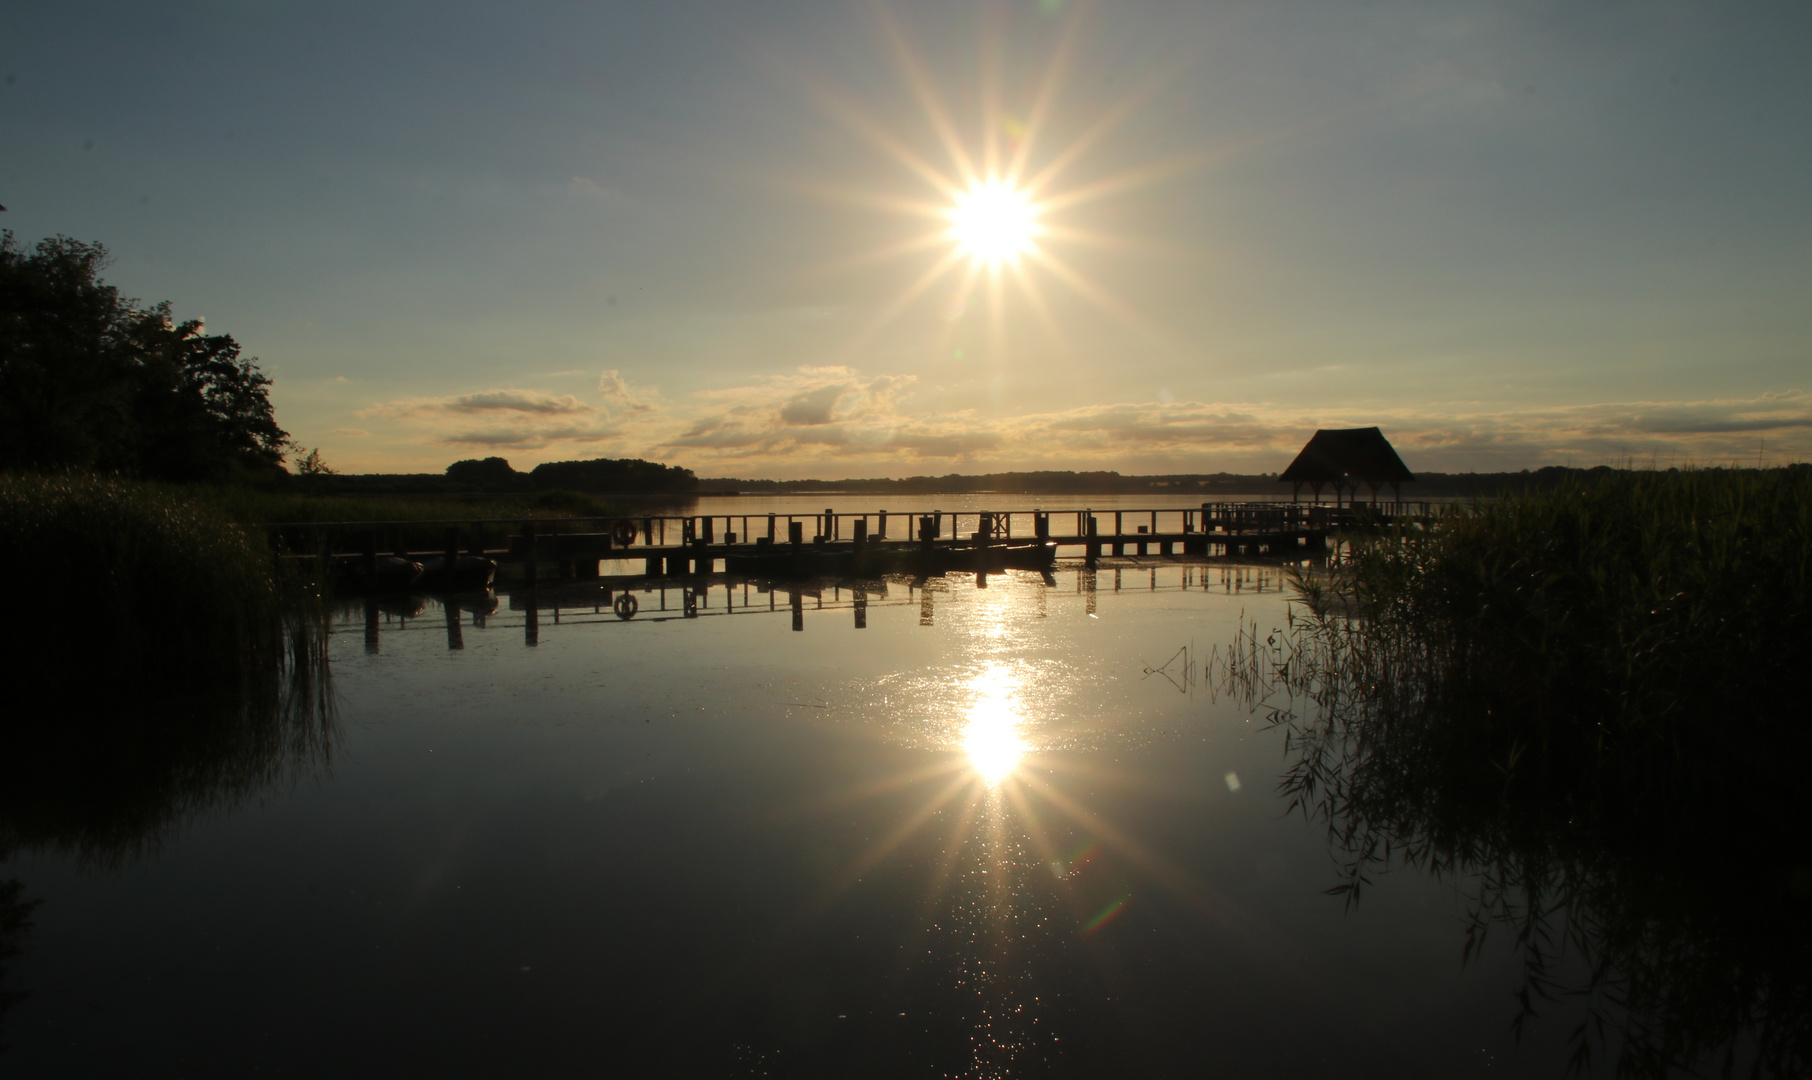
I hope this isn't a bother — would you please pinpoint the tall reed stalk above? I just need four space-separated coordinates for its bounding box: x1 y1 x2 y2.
1219 467 1812 1078
1295 467 1812 818
0 471 336 858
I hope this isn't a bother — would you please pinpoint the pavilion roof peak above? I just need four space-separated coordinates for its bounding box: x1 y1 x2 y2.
1279 427 1415 484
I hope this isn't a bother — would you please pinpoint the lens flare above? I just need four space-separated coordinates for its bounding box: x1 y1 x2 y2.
947 178 1040 266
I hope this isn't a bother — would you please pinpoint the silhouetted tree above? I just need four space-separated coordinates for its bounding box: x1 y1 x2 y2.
527 456 696 494
446 456 520 490
0 232 287 480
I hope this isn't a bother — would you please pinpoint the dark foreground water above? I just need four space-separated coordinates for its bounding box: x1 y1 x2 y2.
2 565 1598 1077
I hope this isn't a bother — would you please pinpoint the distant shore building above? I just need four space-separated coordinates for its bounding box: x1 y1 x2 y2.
1280 427 1416 504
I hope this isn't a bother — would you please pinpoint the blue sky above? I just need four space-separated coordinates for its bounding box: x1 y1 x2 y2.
6 0 1810 475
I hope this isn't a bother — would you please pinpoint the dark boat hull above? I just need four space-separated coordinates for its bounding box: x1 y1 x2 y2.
418 555 497 591
723 541 1054 579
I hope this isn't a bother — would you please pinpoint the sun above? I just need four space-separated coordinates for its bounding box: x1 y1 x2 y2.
794 5 1194 361
947 178 1041 267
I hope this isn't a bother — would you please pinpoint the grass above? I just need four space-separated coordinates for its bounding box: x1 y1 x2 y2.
1291 466 1812 817
0 471 311 695
1219 467 1812 1078
192 483 641 556
0 471 336 863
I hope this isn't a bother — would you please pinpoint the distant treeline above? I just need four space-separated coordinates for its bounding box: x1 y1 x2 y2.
281 455 699 496
696 465 1810 497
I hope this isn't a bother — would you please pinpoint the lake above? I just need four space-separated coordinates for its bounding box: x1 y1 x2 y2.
1 561 1600 1077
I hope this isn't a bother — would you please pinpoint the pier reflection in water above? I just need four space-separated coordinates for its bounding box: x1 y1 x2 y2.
2 562 1720 1077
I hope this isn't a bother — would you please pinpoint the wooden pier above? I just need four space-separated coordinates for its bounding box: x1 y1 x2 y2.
268 501 1433 592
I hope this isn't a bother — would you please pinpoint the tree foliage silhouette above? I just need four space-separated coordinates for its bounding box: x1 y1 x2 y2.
0 232 288 480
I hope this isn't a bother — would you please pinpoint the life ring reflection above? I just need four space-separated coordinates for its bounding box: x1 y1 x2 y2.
613 593 639 620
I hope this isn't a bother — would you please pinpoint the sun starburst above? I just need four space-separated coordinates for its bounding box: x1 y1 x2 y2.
787 4 1195 368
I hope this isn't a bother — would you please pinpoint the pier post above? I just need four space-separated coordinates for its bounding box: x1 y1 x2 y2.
444 601 463 650
443 527 459 584
363 597 380 654
768 514 777 543
878 510 887 540
919 516 935 553
789 520 804 549
853 518 868 564
1113 511 1124 557
1034 512 1049 540
1085 515 1100 568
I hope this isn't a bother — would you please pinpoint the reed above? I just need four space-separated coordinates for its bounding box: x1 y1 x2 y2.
0 471 318 698
0 472 336 861
1215 467 1812 1077
197 484 636 557
1296 467 1812 817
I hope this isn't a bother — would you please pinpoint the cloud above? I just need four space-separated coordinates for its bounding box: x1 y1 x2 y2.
444 390 593 416
361 388 594 420
660 377 1812 474
597 369 659 419
338 365 1812 474
568 176 633 205
359 386 632 454
327 427 370 437
666 367 923 456
778 384 844 426
441 425 618 449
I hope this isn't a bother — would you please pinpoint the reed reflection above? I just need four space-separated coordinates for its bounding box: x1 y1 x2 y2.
0 604 337 1049
1228 605 1812 1078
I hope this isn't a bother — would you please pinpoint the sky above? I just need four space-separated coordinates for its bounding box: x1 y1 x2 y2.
5 0 1811 477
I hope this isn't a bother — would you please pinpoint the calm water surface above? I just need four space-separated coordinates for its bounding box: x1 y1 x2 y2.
1 565 1590 1077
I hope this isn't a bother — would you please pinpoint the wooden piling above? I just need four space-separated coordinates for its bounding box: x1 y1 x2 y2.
363 597 379 654
444 601 463 650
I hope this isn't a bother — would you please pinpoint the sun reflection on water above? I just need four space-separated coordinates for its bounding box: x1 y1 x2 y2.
961 662 1027 785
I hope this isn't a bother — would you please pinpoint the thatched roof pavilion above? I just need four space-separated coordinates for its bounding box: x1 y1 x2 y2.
1279 427 1415 503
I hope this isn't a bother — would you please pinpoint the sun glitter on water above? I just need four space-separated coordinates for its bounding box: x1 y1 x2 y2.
962 662 1028 785
947 178 1041 267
